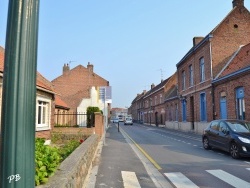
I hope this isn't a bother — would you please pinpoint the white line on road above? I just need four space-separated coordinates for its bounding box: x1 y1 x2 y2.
206 169 250 188
164 172 199 188
121 171 141 188
247 168 250 171
120 128 173 188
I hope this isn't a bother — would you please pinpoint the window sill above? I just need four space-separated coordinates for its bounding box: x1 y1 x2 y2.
36 127 51 132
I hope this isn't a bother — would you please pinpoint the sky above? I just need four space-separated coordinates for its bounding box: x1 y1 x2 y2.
1 0 250 109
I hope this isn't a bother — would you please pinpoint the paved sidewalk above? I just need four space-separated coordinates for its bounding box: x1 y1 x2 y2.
86 123 158 188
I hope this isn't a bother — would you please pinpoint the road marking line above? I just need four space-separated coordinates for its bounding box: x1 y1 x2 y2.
164 172 199 188
120 129 162 170
121 171 141 188
206 169 250 188
247 168 250 171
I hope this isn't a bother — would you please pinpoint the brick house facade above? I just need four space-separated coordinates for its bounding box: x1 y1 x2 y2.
176 0 250 133
0 46 55 139
129 0 250 134
164 72 179 128
52 62 111 126
212 43 250 121
52 63 109 111
129 73 178 126
129 91 146 123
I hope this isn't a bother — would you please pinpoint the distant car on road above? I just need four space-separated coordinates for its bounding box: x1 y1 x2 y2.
112 118 119 123
202 119 250 159
118 115 124 122
124 117 133 125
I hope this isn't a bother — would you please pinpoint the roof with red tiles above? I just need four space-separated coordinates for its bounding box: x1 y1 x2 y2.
0 46 54 93
55 94 70 109
216 43 250 79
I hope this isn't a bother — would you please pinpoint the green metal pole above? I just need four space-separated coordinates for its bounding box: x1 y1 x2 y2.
0 0 40 187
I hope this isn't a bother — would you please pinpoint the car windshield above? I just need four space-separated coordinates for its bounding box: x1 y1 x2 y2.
227 121 250 133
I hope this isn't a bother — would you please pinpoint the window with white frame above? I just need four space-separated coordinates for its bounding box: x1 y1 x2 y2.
155 96 157 105
36 96 51 130
182 70 186 90
189 64 194 86
160 94 163 104
200 57 205 82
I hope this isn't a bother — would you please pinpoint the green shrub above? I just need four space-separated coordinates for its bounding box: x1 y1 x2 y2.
87 106 101 128
35 138 62 186
35 138 81 186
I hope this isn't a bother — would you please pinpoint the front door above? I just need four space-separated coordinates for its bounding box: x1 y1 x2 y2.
220 96 227 119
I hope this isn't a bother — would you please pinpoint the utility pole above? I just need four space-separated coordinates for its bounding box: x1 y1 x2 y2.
0 0 40 187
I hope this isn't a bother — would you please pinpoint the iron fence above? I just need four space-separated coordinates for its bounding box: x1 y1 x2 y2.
54 112 94 127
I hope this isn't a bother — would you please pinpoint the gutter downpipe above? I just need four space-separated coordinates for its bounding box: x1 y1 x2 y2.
209 35 216 120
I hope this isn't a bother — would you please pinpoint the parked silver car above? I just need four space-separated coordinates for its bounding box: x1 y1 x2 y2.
124 117 133 125
111 118 119 123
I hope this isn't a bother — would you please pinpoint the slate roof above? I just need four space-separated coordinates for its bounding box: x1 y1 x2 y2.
143 78 170 99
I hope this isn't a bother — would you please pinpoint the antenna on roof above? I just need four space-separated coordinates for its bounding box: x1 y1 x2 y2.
157 68 165 81
68 60 76 65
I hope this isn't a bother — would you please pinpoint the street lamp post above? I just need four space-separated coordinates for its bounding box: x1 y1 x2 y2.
0 1 40 187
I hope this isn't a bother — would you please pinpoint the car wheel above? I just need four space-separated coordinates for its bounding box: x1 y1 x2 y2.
230 142 240 159
203 137 211 150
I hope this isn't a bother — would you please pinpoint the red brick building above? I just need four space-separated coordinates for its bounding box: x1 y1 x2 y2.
0 46 55 139
52 63 110 111
213 43 250 121
52 62 111 126
164 72 179 127
176 0 250 133
129 90 147 123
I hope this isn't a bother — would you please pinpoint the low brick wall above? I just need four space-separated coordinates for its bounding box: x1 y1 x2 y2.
52 127 95 135
36 134 99 188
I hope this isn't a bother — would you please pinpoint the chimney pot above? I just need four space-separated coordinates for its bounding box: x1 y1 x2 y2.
63 63 70 75
232 0 244 8
87 62 94 72
151 83 155 89
193 37 204 47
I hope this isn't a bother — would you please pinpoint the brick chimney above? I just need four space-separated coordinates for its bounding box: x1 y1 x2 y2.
151 83 155 89
233 0 244 8
87 62 93 72
193 37 204 47
63 63 70 75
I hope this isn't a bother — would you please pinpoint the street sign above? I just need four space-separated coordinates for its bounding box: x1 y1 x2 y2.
99 86 112 103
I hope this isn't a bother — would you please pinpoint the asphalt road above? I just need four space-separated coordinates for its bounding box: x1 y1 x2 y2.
88 122 250 188
122 123 250 188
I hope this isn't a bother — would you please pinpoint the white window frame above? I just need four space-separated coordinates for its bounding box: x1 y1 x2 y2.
36 96 51 131
200 57 205 82
182 70 186 90
189 64 194 86
155 96 157 105
160 94 163 104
